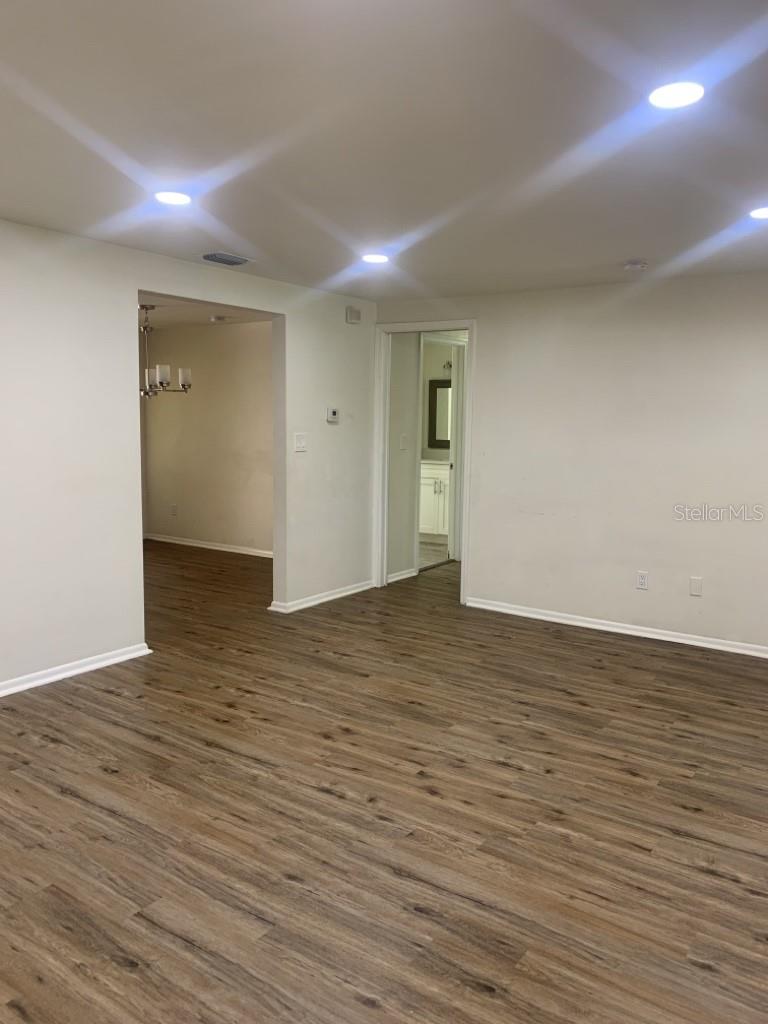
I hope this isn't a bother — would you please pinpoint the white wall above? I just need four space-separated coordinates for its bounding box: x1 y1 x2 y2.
387 333 420 579
379 272 768 651
0 218 375 688
143 321 273 555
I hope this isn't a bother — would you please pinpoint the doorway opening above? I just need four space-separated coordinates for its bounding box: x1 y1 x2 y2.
373 320 474 603
418 330 467 571
138 290 279 647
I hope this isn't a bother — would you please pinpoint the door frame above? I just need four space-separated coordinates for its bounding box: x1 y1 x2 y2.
372 319 476 604
447 341 465 561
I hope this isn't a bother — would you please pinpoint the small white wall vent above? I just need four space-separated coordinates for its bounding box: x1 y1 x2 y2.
345 306 362 324
202 252 250 267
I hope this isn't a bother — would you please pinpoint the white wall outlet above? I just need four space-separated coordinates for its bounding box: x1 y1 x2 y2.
636 571 649 591
689 576 704 597
293 432 307 453
326 407 339 423
170 503 178 518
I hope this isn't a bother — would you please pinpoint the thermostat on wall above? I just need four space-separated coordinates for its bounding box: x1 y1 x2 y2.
326 407 339 423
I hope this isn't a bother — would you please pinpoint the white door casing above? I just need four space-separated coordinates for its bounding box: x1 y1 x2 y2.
372 320 475 604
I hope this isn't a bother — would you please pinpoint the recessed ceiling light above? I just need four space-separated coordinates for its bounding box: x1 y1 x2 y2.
648 82 705 109
362 253 389 264
154 190 192 206
749 207 768 220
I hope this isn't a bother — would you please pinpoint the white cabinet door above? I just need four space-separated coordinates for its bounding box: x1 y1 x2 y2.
420 477 439 533
437 477 450 535
420 462 449 536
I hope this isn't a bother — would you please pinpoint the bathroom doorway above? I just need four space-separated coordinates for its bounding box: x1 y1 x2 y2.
372 320 474 602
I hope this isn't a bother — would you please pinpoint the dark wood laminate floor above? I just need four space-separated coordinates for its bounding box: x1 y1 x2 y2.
0 541 767 1023
419 534 449 569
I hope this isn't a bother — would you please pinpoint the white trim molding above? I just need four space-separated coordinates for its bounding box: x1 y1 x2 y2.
270 579 374 614
371 328 392 588
465 597 768 661
387 568 419 584
373 319 476 603
144 535 273 559
1 643 152 700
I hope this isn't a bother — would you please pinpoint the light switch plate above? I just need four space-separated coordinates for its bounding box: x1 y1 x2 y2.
326 407 339 423
399 433 408 451
689 576 703 597
294 432 307 453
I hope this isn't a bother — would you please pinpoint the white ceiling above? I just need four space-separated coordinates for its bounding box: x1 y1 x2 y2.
3 1 768 299
138 291 272 328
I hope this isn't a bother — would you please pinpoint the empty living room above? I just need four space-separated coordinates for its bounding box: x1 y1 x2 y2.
1 2 767 1022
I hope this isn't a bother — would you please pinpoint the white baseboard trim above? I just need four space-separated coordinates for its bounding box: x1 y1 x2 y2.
270 579 374 614
387 568 418 583
465 598 768 661
0 643 152 700
144 534 273 559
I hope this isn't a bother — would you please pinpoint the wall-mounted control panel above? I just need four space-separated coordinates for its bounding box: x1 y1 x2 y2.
326 407 339 423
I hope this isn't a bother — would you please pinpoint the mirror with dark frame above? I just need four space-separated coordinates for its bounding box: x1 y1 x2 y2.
428 379 451 449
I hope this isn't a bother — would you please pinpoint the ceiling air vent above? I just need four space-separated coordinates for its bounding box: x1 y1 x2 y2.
202 251 250 267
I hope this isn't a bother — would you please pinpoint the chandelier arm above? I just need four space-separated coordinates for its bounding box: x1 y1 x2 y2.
138 303 190 397
139 303 158 397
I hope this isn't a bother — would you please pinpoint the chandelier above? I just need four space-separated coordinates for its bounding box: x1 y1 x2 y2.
139 304 192 398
